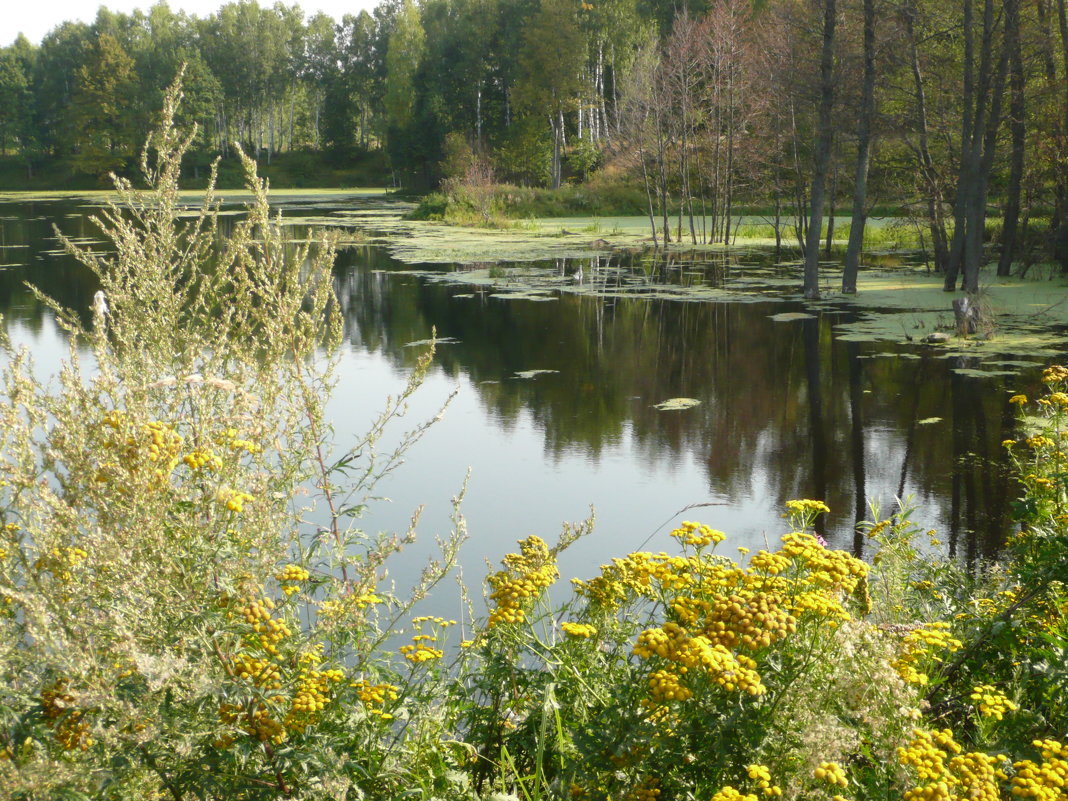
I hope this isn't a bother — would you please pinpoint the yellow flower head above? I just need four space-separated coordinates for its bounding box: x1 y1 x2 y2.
1043 365 1068 384
561 621 597 638
671 520 727 548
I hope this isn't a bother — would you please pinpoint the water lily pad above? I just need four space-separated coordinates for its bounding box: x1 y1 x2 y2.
654 398 701 411
514 369 559 379
769 312 816 322
917 417 943 425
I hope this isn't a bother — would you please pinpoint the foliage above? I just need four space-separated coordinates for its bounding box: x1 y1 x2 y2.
5 0 1068 281
65 32 139 181
3 79 1068 801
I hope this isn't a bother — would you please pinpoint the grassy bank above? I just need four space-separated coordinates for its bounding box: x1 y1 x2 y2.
410 180 915 227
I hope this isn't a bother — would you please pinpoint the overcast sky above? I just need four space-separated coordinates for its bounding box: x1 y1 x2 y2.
3 0 380 48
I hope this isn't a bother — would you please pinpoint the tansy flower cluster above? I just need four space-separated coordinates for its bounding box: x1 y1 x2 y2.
275 563 310 595
235 595 291 655
34 545 87 583
182 448 222 472
561 621 597 638
572 550 691 611
606 509 867 709
970 685 1018 720
897 728 1000 801
400 637 444 663
784 498 831 529
232 654 281 689
634 620 766 697
317 590 383 632
646 667 692 702
747 763 782 797
1011 739 1068 799
219 701 285 745
41 680 93 751
671 520 726 548
216 426 262 455
698 588 796 650
1026 435 1056 450
487 535 559 626
814 761 848 788
779 531 870 596
1047 391 1068 408
285 665 344 728
352 679 399 720
217 487 254 514
1043 365 1068 384
890 622 963 686
400 617 453 662
710 787 758 801
318 585 383 622
95 413 184 487
219 638 343 745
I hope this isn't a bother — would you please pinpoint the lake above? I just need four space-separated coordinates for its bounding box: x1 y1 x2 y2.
0 191 1047 596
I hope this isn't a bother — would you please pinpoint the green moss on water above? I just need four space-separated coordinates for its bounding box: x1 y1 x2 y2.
830 266 1068 360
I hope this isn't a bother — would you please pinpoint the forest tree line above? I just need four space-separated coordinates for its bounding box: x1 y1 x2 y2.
0 0 1066 292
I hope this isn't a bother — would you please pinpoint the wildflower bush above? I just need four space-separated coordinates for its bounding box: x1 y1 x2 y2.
1 79 1067 800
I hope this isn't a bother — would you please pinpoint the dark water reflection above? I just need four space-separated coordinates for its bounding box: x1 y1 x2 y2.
334 245 1026 563
0 196 1047 586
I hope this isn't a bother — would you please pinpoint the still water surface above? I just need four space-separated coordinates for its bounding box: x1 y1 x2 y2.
0 193 1046 594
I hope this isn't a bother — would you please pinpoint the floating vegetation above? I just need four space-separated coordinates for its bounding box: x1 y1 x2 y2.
403 337 460 347
917 417 943 425
13 188 1068 380
654 398 701 411
490 292 557 302
951 367 1021 378
514 369 559 379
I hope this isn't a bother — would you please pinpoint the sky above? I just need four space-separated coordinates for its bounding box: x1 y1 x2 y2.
3 0 380 48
